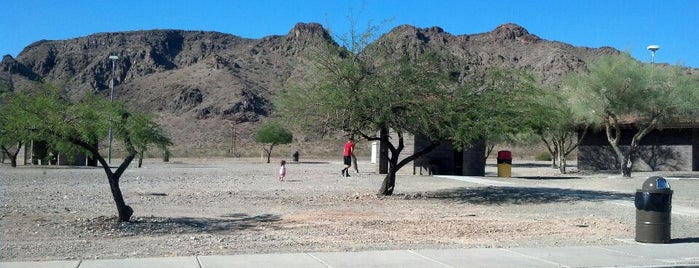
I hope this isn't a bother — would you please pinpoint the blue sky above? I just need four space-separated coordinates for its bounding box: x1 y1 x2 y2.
1 0 697 67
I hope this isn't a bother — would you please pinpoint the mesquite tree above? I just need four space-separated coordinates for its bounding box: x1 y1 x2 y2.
3 89 171 222
275 25 453 195
564 54 699 177
254 122 293 163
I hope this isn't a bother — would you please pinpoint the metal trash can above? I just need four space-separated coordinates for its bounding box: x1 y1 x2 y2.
496 150 512 177
634 176 673 243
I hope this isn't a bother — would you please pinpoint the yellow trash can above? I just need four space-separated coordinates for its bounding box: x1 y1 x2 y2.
497 150 512 177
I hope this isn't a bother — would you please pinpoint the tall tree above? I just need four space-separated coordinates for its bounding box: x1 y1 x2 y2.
534 87 589 174
0 105 26 167
3 88 171 222
564 54 699 177
276 25 453 195
254 122 293 163
0 81 24 167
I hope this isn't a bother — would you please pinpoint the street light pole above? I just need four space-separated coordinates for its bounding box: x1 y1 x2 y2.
108 55 119 165
647 45 660 65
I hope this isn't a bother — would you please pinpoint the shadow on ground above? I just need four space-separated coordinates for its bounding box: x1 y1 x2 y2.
672 237 699 243
426 186 633 205
514 176 583 180
96 213 281 236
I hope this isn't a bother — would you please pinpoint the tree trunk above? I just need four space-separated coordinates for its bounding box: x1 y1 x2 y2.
1 143 22 168
376 141 438 196
604 117 626 177
137 151 143 168
557 149 567 174
622 119 658 177
108 173 134 222
622 160 632 177
264 144 274 163
553 133 568 174
369 128 440 196
622 138 639 177
560 125 588 175
551 149 558 169
612 144 626 177
540 135 557 168
378 152 399 196
552 137 560 169
484 144 495 160
68 134 140 222
378 170 396 196
607 116 657 178
93 147 136 222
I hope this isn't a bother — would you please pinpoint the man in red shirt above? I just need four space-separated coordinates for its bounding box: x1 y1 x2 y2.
341 138 354 177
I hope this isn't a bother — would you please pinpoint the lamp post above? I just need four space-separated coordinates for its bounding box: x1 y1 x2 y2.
108 55 118 165
647 45 660 65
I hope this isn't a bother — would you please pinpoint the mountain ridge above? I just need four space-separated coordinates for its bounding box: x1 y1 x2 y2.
0 22 625 156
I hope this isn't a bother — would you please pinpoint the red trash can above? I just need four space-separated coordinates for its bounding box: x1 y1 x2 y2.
497 151 512 177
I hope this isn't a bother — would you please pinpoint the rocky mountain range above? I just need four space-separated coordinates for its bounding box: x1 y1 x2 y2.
0 22 625 157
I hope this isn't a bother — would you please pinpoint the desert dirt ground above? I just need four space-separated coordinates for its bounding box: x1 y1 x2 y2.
1 157 698 262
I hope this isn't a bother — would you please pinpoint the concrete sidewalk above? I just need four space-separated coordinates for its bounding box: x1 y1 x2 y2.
2 243 698 268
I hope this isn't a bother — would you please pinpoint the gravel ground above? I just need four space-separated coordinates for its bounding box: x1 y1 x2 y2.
1 158 698 262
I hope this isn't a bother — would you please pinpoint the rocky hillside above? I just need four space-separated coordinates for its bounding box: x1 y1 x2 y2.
365 23 620 85
0 23 622 157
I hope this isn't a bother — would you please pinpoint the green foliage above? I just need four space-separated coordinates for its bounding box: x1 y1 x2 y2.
254 122 292 163
535 151 553 161
255 122 293 145
2 84 172 221
0 82 24 166
2 88 171 157
563 53 699 176
0 80 12 99
112 101 172 155
446 69 559 149
564 54 698 126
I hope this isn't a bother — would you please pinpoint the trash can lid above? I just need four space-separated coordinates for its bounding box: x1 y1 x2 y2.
497 150 512 160
641 176 671 191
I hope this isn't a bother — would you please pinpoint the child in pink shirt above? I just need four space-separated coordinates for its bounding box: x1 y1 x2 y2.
279 160 287 182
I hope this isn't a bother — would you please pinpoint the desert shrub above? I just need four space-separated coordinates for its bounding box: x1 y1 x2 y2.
535 151 552 161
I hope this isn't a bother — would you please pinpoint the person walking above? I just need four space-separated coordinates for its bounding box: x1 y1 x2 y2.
279 160 287 182
341 138 354 177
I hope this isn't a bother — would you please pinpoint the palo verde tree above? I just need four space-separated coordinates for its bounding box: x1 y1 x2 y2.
4 88 171 222
254 122 293 163
534 86 590 174
564 54 699 177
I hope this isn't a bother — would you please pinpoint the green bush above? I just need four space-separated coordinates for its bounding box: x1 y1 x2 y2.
535 151 552 161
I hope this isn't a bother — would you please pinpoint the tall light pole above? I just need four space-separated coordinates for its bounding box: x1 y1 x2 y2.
108 55 119 165
647 45 660 65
